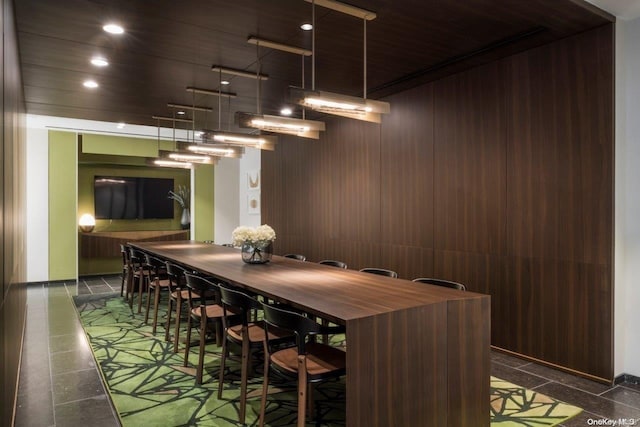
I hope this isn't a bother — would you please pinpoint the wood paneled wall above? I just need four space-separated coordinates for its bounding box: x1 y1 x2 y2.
1 0 28 424
262 24 614 380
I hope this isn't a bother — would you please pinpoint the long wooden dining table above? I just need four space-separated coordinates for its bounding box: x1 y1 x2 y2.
130 240 491 427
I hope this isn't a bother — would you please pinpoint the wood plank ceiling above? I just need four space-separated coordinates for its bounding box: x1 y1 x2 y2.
15 0 613 128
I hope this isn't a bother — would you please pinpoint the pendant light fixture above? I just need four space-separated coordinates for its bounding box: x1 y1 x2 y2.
289 0 390 123
187 67 279 150
237 36 325 139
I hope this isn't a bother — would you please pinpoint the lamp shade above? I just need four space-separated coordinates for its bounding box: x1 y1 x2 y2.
78 213 96 233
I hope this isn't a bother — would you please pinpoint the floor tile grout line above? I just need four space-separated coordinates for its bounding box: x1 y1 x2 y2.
45 282 61 425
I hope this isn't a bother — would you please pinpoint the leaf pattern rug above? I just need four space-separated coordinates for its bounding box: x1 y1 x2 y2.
74 293 582 427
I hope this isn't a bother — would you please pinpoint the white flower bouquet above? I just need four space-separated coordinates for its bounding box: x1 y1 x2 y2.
232 224 276 264
232 224 276 247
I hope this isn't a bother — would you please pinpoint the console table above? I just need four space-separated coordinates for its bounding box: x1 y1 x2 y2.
79 230 189 258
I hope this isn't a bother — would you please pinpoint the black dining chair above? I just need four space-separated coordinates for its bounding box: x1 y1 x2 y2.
412 277 467 291
143 254 171 332
128 247 151 312
359 267 398 278
318 259 347 269
259 303 346 427
283 253 306 261
217 285 292 425
183 273 226 384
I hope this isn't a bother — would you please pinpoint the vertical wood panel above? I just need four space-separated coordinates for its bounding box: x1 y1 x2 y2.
263 25 614 380
1 0 28 424
434 61 507 255
504 25 613 378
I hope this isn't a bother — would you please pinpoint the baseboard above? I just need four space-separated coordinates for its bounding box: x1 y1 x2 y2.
614 373 640 385
491 345 613 385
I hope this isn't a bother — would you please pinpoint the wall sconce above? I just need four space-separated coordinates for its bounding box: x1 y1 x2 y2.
78 213 96 233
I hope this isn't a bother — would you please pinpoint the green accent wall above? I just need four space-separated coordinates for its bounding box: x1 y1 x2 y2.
49 130 78 280
78 163 190 275
82 134 175 157
194 164 214 242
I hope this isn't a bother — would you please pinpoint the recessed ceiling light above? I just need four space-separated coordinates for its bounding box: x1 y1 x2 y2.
90 56 109 67
83 80 99 89
301 23 313 31
117 122 125 129
280 107 293 116
220 80 230 85
176 111 186 115
103 23 124 34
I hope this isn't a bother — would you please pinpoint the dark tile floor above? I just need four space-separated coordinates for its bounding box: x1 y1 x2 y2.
14 276 640 426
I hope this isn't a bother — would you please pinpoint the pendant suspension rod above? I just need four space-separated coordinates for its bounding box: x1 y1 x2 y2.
192 89 196 142
218 70 222 130
312 0 316 91
256 43 261 115
363 18 367 99
302 54 306 120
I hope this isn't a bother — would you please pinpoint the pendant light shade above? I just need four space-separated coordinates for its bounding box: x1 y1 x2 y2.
185 143 245 158
236 112 325 140
289 87 390 123
201 130 277 151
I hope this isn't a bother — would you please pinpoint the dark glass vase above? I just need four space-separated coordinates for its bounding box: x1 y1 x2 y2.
241 242 273 264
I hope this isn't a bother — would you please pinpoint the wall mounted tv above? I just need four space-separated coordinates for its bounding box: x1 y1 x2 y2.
94 176 175 220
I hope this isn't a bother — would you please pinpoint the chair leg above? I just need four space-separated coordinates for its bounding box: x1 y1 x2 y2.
217 333 228 399
321 319 329 345
307 383 314 422
165 297 173 342
239 331 250 424
137 274 146 314
173 293 183 353
120 267 126 297
196 314 207 385
152 283 162 334
259 340 270 427
144 278 154 324
184 312 193 368
297 355 307 427
128 272 136 308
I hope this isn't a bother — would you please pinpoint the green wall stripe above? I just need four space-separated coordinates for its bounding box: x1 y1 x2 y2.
194 164 214 242
82 134 175 157
49 130 78 280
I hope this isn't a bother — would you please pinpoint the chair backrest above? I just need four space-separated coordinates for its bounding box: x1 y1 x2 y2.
412 277 467 291
219 285 261 326
129 248 147 270
283 253 306 261
144 254 166 277
262 303 321 354
120 244 130 265
319 259 347 269
359 267 398 278
165 262 188 288
184 273 220 307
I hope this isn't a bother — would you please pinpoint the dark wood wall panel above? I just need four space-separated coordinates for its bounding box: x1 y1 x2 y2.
434 61 507 256
262 24 614 380
503 25 614 378
1 0 28 424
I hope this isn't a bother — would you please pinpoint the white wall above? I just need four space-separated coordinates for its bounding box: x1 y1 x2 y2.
25 122 49 281
615 17 640 378
212 146 262 244
214 158 240 244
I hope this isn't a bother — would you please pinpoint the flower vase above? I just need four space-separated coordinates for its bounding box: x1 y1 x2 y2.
180 208 190 230
241 242 273 264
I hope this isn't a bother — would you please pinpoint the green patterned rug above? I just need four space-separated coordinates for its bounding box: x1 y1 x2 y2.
74 293 582 426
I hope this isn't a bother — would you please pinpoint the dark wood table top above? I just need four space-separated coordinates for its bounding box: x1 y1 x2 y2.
130 240 484 324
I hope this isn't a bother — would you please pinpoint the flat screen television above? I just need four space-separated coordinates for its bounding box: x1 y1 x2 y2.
94 176 175 219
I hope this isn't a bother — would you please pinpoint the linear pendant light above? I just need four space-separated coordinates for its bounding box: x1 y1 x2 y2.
236 112 325 139
186 143 245 158
238 37 325 139
291 0 390 123
202 130 278 151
